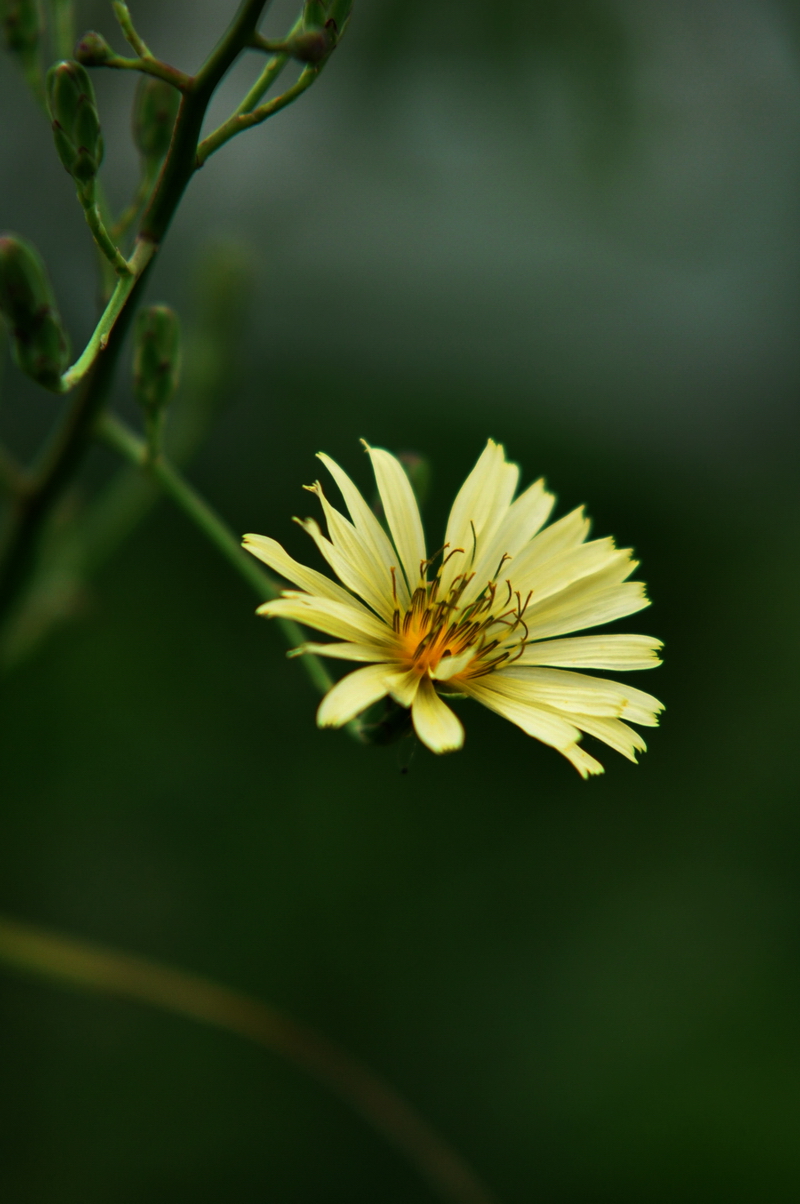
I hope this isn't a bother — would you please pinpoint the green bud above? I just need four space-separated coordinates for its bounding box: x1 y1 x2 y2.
132 75 180 167
46 59 103 187
284 27 331 64
133 305 181 413
74 30 112 66
0 234 70 390
0 0 42 55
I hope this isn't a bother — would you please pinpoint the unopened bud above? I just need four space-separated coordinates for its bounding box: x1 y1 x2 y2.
46 59 103 187
285 27 331 63
74 30 112 66
0 234 70 391
133 305 181 413
0 0 42 55
132 75 180 166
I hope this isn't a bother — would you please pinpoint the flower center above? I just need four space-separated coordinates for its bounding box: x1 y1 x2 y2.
391 551 532 680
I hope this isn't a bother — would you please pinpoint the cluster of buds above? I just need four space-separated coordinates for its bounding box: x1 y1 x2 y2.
46 59 104 192
0 235 70 391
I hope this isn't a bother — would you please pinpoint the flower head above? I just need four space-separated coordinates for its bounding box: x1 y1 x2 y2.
244 440 663 776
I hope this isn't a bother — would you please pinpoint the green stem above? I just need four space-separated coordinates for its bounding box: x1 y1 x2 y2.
111 167 156 242
236 15 303 114
59 238 155 394
79 187 133 277
111 1 151 57
97 412 346 711
0 915 498 1204
97 54 192 92
0 4 271 628
48 0 76 61
197 66 319 166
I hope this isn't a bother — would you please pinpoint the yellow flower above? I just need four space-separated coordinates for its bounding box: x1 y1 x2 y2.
243 440 663 775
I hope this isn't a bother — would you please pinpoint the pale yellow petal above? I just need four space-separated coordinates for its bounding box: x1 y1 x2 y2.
561 743 605 779
411 677 465 752
317 664 392 727
242 533 360 609
495 666 664 726
258 593 392 646
463 678 582 750
363 443 426 590
522 579 650 642
385 667 423 707
515 540 636 606
518 634 663 671
459 478 555 606
309 484 396 620
440 440 519 593
568 714 648 762
317 452 411 608
289 642 396 663
430 646 477 681
506 506 590 585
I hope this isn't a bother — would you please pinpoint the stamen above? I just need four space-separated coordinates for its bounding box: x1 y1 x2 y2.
492 552 511 581
390 566 398 603
441 546 464 569
469 520 478 567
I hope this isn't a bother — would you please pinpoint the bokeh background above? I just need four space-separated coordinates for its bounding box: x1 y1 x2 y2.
2 1 799 1200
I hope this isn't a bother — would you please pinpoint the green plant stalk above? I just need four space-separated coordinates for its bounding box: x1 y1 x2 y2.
48 0 75 61
97 411 350 715
59 238 154 393
198 65 318 165
0 914 498 1204
237 14 304 115
0 0 272 628
78 186 132 276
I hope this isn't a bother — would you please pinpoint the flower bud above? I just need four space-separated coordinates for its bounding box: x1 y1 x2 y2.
0 0 42 56
132 75 180 167
46 59 103 187
285 27 331 64
133 305 181 413
0 234 70 390
74 30 113 66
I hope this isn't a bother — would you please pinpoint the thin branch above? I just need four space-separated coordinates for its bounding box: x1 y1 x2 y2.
96 412 355 718
78 188 133 277
197 66 319 166
0 915 499 1204
111 1 152 58
59 238 156 394
92 53 193 93
236 14 304 115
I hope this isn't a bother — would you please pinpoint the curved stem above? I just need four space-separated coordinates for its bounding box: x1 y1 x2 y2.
59 238 155 394
96 412 363 728
79 188 133 277
0 3 271 630
0 915 498 1204
197 66 319 166
236 16 304 116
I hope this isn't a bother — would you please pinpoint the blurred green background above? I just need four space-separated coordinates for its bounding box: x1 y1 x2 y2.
2 1 799 1200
